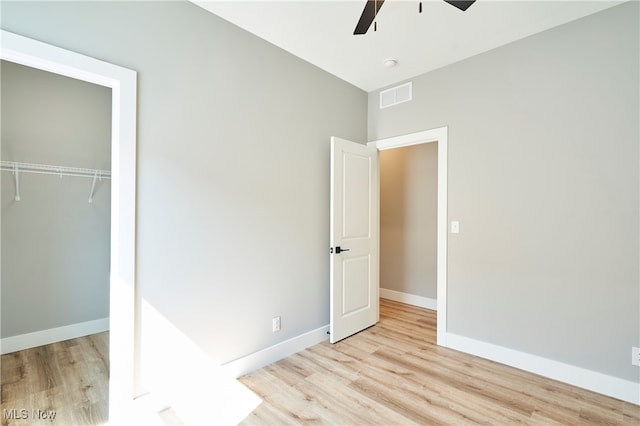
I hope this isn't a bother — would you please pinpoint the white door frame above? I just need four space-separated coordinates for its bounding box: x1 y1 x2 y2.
367 126 448 345
1 31 137 419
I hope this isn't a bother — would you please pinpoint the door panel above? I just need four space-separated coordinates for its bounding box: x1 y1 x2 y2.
343 153 371 238
342 255 371 315
330 137 379 343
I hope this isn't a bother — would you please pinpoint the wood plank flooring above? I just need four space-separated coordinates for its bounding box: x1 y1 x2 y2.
1 332 109 426
2 303 639 425
239 299 640 425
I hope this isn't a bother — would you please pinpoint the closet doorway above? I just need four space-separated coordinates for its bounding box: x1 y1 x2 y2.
0 31 137 421
1 58 112 422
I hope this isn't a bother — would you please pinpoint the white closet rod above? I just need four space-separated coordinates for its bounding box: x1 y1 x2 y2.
1 161 111 203
0 161 111 179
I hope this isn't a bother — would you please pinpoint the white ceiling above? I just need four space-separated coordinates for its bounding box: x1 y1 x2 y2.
192 1 624 92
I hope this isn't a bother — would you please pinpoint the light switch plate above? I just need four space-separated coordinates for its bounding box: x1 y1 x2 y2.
451 221 460 234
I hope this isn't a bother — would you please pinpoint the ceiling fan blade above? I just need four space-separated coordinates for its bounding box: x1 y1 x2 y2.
443 0 476 11
354 0 385 35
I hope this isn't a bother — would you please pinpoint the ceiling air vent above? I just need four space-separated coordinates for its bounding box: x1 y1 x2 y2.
379 82 412 109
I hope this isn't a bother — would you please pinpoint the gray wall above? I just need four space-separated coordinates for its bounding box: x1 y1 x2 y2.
369 2 639 382
0 0 367 388
4 0 635 395
380 143 437 299
1 60 111 338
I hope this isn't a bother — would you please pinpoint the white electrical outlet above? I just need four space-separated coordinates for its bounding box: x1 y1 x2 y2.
272 316 281 333
632 347 640 366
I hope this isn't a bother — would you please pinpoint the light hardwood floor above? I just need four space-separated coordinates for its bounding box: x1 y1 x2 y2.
2 303 639 425
239 299 640 425
1 332 109 426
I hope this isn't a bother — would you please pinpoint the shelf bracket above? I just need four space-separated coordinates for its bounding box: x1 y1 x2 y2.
88 170 99 203
13 163 21 201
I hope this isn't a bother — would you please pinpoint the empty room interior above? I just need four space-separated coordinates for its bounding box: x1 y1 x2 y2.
0 0 638 425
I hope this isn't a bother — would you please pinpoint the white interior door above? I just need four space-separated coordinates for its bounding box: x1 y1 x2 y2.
330 136 379 343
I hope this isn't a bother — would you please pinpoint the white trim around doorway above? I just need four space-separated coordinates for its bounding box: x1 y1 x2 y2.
367 126 448 346
1 30 137 421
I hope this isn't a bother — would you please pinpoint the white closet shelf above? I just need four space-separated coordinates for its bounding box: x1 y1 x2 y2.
1 161 112 203
0 161 111 179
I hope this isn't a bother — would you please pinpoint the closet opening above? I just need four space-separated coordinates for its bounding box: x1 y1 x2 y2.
1 60 112 423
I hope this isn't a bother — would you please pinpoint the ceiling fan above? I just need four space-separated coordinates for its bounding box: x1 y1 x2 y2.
354 0 476 35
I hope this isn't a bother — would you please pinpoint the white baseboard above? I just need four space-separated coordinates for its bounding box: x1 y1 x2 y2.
221 325 330 379
220 289 435 379
0 318 109 355
443 332 640 406
380 288 437 310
